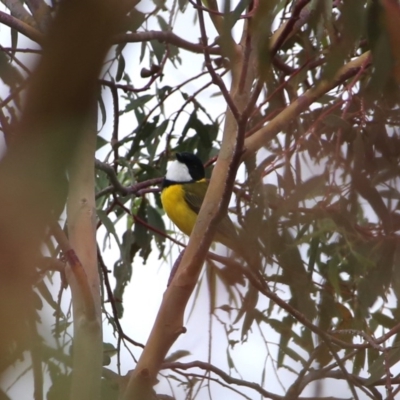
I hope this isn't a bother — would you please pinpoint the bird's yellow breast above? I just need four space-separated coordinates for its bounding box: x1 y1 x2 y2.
161 184 198 237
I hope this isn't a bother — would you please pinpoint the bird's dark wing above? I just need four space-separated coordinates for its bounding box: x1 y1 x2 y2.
182 180 207 214
183 180 239 246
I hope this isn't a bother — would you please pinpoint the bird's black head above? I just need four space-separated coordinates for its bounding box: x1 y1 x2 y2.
163 152 205 188
175 152 205 181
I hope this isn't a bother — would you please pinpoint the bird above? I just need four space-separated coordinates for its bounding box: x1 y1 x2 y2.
161 152 240 251
161 152 263 326
162 154 314 331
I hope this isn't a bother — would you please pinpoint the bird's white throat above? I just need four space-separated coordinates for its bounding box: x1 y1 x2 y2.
166 160 192 182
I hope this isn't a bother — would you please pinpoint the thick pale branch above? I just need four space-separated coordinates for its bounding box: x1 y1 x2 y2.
0 14 222 56
67 115 103 400
123 2 254 399
200 0 223 35
25 0 52 32
24 0 42 12
269 0 311 56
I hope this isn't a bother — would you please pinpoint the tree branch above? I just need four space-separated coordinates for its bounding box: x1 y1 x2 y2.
95 159 163 197
122 4 248 399
98 249 145 349
243 51 372 159
0 0 128 397
162 360 281 400
24 0 52 31
164 361 351 400
0 0 38 28
270 0 311 56
114 30 221 55
66 106 104 400
0 10 43 42
196 0 240 121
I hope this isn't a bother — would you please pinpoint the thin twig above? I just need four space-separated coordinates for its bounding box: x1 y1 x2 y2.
114 30 221 55
98 249 144 349
106 82 119 171
270 0 311 56
195 0 240 121
29 308 43 400
162 360 351 400
95 159 163 196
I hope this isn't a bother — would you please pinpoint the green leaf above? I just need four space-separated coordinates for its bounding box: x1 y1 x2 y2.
353 349 366 376
36 280 60 312
153 0 167 9
98 93 107 128
32 290 43 311
239 288 258 340
278 230 316 320
367 344 400 384
123 94 154 114
327 256 341 295
96 135 108 151
164 350 191 363
97 210 121 248
382 0 400 83
278 173 327 216
324 114 352 131
226 0 251 30
116 54 125 82
366 0 393 97
372 312 396 329
47 373 71 400
277 318 292 368
140 40 146 63
128 116 159 158
178 0 187 11
226 348 235 370
128 9 146 32
11 28 18 59
157 15 169 31
145 119 169 159
103 342 117 361
146 204 166 255
280 343 307 367
101 377 119 400
308 237 319 274
0 52 23 88
134 200 152 263
150 40 165 64
113 230 136 318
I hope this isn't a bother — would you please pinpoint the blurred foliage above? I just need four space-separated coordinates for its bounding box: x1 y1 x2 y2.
2 0 400 399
